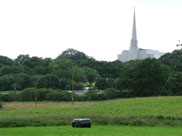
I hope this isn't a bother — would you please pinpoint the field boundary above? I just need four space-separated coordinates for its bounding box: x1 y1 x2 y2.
1 115 182 128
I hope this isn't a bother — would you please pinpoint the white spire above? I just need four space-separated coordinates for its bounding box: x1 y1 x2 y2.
132 7 137 40
130 7 138 49
129 7 138 60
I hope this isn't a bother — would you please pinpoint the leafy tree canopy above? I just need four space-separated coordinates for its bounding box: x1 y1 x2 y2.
160 49 182 72
0 56 13 67
57 48 89 61
117 58 170 97
166 72 182 95
15 54 30 64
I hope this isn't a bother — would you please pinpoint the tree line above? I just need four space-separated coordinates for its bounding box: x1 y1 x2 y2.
0 48 182 101
0 49 121 91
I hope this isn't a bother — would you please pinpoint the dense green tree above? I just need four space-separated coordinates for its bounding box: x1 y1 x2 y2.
68 66 87 90
83 67 100 88
23 57 42 68
166 72 182 95
96 78 116 90
117 60 140 91
37 74 60 89
57 48 89 61
97 61 123 78
106 78 115 88
58 78 68 90
0 66 13 75
32 58 52 75
95 78 108 90
133 59 169 96
0 56 13 67
16 56 52 75
71 66 87 83
50 59 87 90
0 75 15 91
15 54 30 64
160 49 182 72
117 59 170 97
15 73 32 90
108 61 123 78
11 65 27 74
51 59 74 79
78 59 123 78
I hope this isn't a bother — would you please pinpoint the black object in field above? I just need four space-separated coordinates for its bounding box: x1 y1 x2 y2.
72 118 91 128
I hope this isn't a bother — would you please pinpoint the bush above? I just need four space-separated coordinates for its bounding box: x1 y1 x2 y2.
129 120 143 126
104 88 120 99
84 90 105 101
1 94 11 102
19 88 38 101
0 116 70 127
18 88 71 101
0 102 2 109
45 90 71 101
120 89 133 98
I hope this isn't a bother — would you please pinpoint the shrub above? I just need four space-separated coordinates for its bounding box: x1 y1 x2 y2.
0 102 2 109
119 121 129 125
19 88 38 101
84 90 105 101
129 120 143 126
19 88 71 101
0 93 2 101
104 88 120 99
156 115 164 120
45 90 71 101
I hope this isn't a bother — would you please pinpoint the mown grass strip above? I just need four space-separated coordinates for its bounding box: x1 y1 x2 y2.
1 126 182 136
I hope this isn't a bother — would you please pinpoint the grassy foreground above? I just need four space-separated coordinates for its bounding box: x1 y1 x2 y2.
0 125 182 136
1 96 182 127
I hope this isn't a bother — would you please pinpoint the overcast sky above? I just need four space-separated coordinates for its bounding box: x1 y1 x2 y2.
0 0 182 61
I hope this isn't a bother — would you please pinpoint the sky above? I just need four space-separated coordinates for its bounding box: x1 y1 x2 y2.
0 0 182 61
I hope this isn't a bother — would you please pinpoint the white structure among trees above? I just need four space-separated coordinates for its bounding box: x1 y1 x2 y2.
118 9 164 62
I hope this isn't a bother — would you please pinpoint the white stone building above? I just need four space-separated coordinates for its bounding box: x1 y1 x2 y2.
118 9 164 62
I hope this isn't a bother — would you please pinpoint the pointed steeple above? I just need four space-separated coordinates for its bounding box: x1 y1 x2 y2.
132 7 137 40
129 7 138 60
130 7 138 49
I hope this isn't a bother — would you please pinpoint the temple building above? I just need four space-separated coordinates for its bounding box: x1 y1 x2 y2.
117 9 164 62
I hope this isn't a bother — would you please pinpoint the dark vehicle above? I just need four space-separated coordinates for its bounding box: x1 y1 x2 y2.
72 118 91 128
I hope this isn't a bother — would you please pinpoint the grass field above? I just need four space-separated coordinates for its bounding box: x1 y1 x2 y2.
1 96 182 127
0 125 182 136
2 96 182 117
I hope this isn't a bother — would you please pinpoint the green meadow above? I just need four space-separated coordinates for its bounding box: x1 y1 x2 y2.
1 96 182 127
0 126 182 136
2 96 182 117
